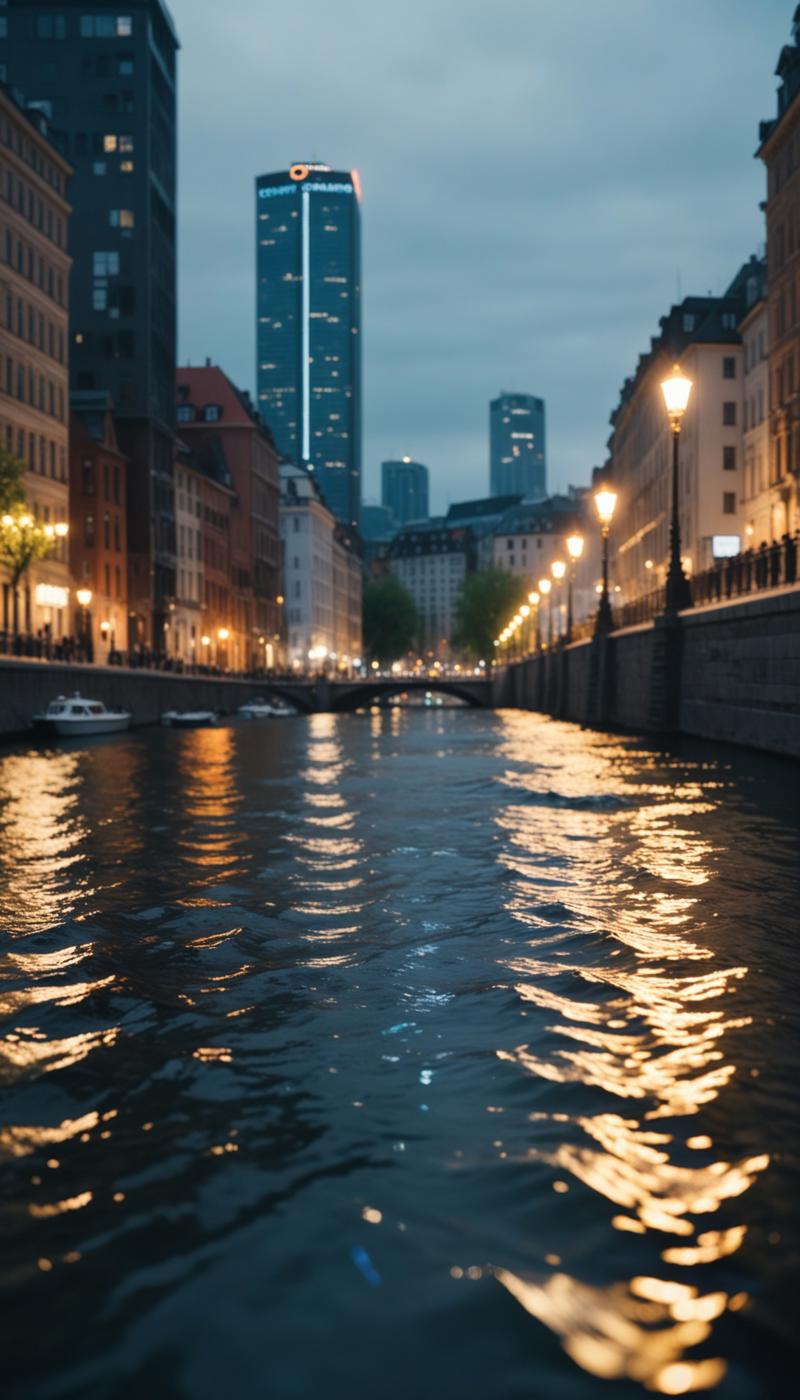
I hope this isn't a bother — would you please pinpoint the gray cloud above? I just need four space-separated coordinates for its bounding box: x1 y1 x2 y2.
172 0 788 511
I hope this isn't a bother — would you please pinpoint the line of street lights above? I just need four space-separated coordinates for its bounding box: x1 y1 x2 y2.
493 365 694 657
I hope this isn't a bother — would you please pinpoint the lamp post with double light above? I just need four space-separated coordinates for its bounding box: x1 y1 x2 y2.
660 364 694 612
594 488 617 636
565 534 584 641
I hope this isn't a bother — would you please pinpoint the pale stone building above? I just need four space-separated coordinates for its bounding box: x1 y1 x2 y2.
280 461 361 670
607 264 760 604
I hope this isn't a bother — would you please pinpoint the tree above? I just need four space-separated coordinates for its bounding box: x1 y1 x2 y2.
0 445 26 514
0 506 65 633
453 566 527 661
363 576 420 664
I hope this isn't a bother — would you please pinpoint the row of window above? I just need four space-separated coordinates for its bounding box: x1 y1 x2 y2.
1 421 66 482
177 403 221 423
83 512 122 552
3 291 65 364
80 459 122 505
19 13 133 39
2 225 66 306
2 354 65 421
0 162 67 248
743 391 767 431
0 110 67 197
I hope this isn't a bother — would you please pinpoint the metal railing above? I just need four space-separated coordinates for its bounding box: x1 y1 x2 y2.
502 531 800 660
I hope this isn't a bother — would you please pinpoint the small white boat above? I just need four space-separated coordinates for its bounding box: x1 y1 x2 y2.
32 693 131 737
238 698 295 719
161 709 217 728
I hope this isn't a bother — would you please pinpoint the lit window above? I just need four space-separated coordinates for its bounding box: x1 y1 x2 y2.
117 15 132 35
104 134 118 152
119 135 134 152
120 160 133 173
93 161 107 176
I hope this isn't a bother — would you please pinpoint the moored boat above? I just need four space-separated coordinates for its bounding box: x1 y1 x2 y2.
238 698 295 719
161 709 218 728
32 694 132 737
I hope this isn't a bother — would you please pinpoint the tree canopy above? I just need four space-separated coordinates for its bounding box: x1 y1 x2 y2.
0 446 26 514
363 576 420 663
453 566 528 661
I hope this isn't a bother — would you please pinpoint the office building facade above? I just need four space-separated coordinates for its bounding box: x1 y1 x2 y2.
381 456 428 525
490 392 546 500
1 0 179 646
256 163 361 527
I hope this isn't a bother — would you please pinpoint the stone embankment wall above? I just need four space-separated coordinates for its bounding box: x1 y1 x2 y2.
0 660 288 738
500 586 800 758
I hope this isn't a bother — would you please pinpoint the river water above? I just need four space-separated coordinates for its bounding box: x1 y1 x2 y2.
0 709 798 1399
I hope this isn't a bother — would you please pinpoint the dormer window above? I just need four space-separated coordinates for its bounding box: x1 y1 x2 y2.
203 404 221 422
176 404 195 423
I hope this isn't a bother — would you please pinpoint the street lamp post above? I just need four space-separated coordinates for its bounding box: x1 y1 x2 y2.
565 534 584 642
537 578 552 647
76 587 93 662
527 591 539 656
594 488 618 636
660 364 694 613
550 559 566 642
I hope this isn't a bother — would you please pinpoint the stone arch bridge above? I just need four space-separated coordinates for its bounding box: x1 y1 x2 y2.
260 676 496 714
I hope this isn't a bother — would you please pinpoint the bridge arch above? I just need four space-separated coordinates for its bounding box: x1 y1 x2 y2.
329 679 492 713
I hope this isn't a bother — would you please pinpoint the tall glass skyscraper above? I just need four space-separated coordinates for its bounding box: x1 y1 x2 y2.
382 457 429 525
490 392 546 500
255 163 361 526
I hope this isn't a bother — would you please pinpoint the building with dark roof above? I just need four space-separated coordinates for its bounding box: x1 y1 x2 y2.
175 364 281 672
388 520 476 656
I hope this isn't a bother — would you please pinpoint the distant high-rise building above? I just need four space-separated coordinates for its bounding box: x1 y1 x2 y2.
381 457 429 525
2 0 180 647
255 163 361 527
490 393 546 500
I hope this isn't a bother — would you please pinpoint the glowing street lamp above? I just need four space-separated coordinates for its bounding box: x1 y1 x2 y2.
565 534 584 641
594 487 617 635
76 587 93 661
660 364 694 613
538 577 552 649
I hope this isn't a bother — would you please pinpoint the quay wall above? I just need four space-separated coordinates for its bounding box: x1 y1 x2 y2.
503 586 800 758
0 660 294 738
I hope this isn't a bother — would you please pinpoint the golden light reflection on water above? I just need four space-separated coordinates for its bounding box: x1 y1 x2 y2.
0 752 84 933
284 714 365 959
493 715 767 1394
174 727 246 875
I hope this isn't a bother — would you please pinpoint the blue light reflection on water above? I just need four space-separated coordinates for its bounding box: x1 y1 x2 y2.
0 710 798 1399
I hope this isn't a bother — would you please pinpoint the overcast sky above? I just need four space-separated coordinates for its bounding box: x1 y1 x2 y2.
171 0 790 514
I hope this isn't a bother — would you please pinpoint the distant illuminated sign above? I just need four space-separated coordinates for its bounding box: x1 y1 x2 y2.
258 184 297 199
712 534 741 559
258 180 354 200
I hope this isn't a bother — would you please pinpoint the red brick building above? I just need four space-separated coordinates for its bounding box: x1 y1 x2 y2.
176 364 281 671
69 392 127 659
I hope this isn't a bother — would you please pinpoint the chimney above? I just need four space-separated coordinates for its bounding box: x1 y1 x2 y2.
205 356 211 368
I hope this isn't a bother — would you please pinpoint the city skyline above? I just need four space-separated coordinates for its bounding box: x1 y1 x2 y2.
172 0 787 513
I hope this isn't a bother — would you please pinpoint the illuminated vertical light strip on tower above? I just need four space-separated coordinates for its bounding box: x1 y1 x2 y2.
301 185 311 464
